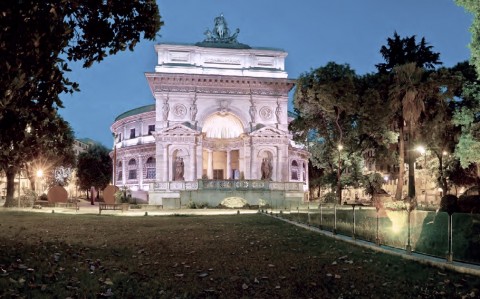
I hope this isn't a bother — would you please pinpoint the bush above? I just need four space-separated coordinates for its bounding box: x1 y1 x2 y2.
439 194 458 215
457 195 480 213
38 193 48 201
186 201 211 209
115 186 131 203
322 192 337 203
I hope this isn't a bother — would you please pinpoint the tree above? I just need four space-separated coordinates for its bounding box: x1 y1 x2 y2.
419 63 472 196
76 144 112 200
453 81 480 186
376 31 441 74
24 114 76 192
376 32 442 200
456 0 480 78
292 62 389 203
0 1 162 204
1 110 75 206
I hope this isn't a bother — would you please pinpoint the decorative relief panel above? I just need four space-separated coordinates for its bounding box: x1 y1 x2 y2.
170 182 185 190
259 106 273 120
173 104 187 118
159 136 196 143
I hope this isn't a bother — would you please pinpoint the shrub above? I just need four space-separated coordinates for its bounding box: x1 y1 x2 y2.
322 192 336 203
115 186 131 203
457 195 480 213
38 193 48 201
439 194 458 215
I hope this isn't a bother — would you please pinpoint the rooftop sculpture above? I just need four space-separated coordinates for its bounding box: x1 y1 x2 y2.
197 13 250 49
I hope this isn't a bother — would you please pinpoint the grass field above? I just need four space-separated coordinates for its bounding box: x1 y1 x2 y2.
0 212 479 298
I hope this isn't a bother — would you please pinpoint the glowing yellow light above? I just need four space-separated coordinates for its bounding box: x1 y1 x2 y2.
338 144 343 151
36 170 43 178
416 145 425 154
386 210 407 234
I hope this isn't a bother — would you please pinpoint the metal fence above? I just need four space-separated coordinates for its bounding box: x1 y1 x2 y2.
267 203 480 265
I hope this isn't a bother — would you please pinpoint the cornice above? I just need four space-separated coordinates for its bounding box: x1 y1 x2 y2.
146 73 295 96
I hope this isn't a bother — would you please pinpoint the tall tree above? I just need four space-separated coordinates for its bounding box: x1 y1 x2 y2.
0 1 162 203
292 62 388 203
453 81 480 187
376 32 442 200
23 113 76 192
76 144 112 198
456 0 480 78
376 32 441 74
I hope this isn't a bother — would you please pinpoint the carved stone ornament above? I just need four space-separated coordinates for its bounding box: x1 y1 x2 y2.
259 106 273 120
173 104 187 118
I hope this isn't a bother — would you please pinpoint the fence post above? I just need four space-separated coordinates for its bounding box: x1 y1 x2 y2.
406 209 412 254
319 204 323 230
375 206 380 246
333 204 337 235
446 213 453 263
307 201 311 226
352 204 356 240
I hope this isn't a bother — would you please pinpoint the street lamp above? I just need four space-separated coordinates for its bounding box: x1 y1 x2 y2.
36 169 43 194
416 146 427 205
337 144 343 202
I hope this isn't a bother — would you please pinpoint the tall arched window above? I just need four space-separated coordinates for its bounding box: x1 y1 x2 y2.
291 160 299 180
117 161 123 181
145 157 156 179
303 162 307 182
128 158 137 180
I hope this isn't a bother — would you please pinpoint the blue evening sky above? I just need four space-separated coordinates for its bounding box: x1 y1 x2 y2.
59 0 473 146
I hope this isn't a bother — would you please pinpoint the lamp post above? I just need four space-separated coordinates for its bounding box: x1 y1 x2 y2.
337 144 343 204
416 146 427 205
36 169 43 194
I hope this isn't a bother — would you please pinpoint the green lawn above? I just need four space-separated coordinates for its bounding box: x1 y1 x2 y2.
0 212 478 298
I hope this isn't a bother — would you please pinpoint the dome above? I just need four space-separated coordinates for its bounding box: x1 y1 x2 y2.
202 113 244 138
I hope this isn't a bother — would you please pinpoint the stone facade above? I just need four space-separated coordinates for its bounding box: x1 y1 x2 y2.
110 19 309 206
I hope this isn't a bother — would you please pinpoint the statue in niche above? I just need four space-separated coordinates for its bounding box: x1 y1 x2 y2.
174 157 184 181
275 102 282 123
249 105 257 123
162 97 169 121
190 101 197 121
261 158 273 180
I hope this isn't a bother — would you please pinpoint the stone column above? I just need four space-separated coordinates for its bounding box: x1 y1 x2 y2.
277 147 283 182
122 157 126 185
190 145 196 181
196 143 203 180
138 155 143 189
207 150 213 179
163 145 169 181
226 150 231 180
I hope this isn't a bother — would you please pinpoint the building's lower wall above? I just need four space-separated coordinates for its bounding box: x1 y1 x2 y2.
148 189 305 209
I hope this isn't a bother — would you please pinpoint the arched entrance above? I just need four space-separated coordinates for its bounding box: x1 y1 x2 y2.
202 113 244 179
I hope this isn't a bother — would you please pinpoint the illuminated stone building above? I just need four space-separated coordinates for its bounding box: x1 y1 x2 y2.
111 15 309 207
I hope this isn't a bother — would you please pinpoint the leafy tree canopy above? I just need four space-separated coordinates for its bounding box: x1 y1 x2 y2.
76 144 112 192
456 0 480 78
376 31 441 73
0 1 162 203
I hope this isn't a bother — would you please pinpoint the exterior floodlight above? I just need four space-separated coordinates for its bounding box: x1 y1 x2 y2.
416 145 425 154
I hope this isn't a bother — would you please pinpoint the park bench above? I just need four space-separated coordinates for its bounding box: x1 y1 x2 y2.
99 203 128 214
56 202 79 211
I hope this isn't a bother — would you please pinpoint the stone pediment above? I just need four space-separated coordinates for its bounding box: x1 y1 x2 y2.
250 126 286 137
157 124 199 136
